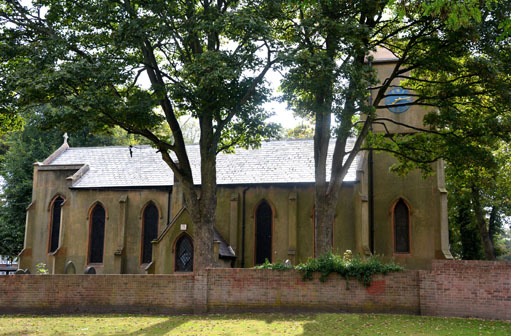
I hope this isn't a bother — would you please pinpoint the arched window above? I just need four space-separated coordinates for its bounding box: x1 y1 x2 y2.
175 234 193 272
255 200 273 265
394 199 410 253
48 196 64 253
88 203 106 264
141 202 159 264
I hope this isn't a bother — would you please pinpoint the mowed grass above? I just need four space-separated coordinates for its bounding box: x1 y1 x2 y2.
0 313 510 335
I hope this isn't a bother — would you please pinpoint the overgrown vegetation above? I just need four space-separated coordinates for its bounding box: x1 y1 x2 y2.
254 259 294 271
255 251 404 287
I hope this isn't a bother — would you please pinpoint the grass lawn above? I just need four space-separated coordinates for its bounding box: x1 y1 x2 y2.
0 313 510 335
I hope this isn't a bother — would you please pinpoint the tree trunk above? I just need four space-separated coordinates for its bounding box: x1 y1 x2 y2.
191 116 218 270
471 187 496 260
458 197 483 259
488 206 498 245
314 192 336 256
192 205 215 270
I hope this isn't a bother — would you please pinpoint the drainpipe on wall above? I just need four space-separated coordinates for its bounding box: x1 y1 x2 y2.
241 187 249 268
167 187 172 226
368 147 375 254
368 59 375 254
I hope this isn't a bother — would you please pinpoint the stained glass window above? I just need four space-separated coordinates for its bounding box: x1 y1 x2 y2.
89 203 106 264
49 196 64 253
142 202 158 264
175 235 193 272
394 199 410 253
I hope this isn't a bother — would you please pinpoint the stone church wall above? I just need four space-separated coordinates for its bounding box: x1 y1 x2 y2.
20 141 448 274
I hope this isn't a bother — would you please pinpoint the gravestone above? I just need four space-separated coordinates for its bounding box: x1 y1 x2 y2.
84 266 96 274
64 261 76 274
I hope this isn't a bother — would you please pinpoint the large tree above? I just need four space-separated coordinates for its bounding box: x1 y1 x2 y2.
447 141 511 260
278 0 511 256
0 1 280 269
397 0 511 260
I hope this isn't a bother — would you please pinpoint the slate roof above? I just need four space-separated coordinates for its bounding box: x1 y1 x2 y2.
45 139 359 188
214 228 236 259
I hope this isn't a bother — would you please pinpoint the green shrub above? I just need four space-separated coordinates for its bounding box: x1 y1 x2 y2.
253 251 404 287
36 262 49 275
254 259 294 270
296 252 404 286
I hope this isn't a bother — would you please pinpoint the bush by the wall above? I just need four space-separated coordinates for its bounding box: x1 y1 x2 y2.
254 259 294 270
255 251 404 287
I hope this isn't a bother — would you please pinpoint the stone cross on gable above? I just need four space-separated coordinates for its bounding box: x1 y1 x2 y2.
63 132 68 145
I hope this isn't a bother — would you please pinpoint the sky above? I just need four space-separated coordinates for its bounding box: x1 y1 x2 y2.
261 70 305 129
139 67 306 130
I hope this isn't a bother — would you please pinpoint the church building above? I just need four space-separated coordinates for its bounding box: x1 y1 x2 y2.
18 51 452 274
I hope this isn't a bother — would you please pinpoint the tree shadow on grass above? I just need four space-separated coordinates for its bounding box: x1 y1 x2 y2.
7 312 507 335
99 312 374 336
120 316 189 336
110 312 314 336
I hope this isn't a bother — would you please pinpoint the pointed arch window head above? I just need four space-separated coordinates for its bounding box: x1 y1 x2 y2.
255 200 273 265
48 196 64 253
141 202 159 264
394 199 410 254
88 203 106 264
175 234 193 272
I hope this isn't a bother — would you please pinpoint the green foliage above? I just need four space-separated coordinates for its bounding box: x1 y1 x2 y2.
296 252 404 287
254 259 293 271
276 0 511 257
0 0 280 153
354 1 511 260
497 226 511 261
448 195 484 260
255 252 404 287
445 142 511 260
0 0 283 267
283 123 315 140
35 262 48 275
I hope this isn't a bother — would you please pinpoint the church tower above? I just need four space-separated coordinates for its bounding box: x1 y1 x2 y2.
355 48 452 267
370 47 430 135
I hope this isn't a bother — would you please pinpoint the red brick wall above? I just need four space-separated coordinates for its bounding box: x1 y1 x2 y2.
1 262 510 319
420 260 511 320
206 269 420 314
0 270 419 314
0 274 196 314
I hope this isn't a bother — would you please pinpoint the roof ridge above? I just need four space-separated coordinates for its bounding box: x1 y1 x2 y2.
47 138 360 188
66 145 152 150
64 138 330 150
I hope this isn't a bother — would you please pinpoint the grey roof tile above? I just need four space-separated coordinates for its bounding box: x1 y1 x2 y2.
47 139 359 188
214 228 236 259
